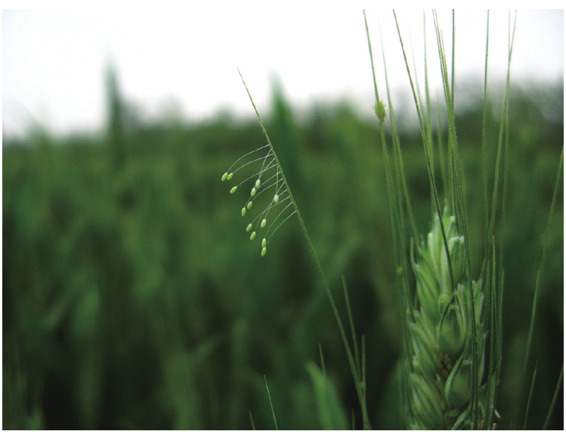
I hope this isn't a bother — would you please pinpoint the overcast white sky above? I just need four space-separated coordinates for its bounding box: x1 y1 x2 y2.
2 4 564 138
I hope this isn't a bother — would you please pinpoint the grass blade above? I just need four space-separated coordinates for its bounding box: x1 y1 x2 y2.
523 145 564 365
342 276 361 374
486 12 517 265
543 366 564 429
264 376 278 430
481 11 491 262
497 11 518 286
307 362 349 429
486 238 498 428
522 362 538 429
361 334 367 404
517 145 564 426
450 10 455 107
319 343 326 375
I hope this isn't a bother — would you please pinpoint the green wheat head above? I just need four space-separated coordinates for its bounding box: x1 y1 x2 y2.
406 208 490 429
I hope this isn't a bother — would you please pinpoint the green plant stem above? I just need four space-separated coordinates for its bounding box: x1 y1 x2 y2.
239 69 371 430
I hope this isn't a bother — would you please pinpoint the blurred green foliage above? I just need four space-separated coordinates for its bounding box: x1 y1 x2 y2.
3 74 563 429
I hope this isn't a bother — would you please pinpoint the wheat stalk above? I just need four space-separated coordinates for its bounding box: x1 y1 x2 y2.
362 10 515 429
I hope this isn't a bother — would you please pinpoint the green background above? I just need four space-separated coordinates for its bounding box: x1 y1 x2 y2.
3 72 563 429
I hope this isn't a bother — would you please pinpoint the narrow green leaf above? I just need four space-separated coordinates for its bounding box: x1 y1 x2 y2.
307 362 349 430
524 145 563 369
264 376 278 430
543 366 564 430
318 343 326 375
342 275 360 374
481 11 491 263
517 146 564 427
522 363 537 429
